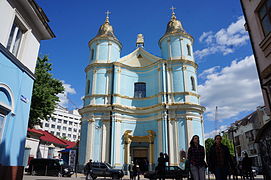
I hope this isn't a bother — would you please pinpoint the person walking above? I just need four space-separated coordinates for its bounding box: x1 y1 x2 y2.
128 161 135 180
242 152 254 180
84 159 93 180
188 135 206 180
208 135 234 180
156 152 169 180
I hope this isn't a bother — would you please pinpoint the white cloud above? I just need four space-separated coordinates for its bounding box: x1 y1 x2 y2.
195 16 249 59
57 81 76 107
204 125 228 139
199 66 220 78
199 55 264 121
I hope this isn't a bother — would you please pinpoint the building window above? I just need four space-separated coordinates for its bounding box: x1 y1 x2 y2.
69 122 73 125
51 118 56 122
68 134 71 138
7 21 24 56
187 44 191 56
91 49 94 60
73 135 76 139
259 1 271 36
68 127 72 131
58 119 62 123
0 114 6 142
57 125 61 130
64 120 67 124
51 124 55 128
74 128 77 132
45 123 49 127
134 82 146 98
191 76 196 91
56 132 60 136
86 80 90 94
62 133 66 137
63 127 67 130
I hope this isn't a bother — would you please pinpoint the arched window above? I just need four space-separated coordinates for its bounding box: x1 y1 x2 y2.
91 49 94 60
191 76 196 91
0 85 14 143
187 44 191 56
134 82 146 98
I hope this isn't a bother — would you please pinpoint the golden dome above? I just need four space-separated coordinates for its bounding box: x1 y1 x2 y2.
97 16 116 38
165 12 184 34
159 11 193 47
89 14 122 48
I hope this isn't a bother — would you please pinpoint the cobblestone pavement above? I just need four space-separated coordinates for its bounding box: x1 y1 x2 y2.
23 174 264 180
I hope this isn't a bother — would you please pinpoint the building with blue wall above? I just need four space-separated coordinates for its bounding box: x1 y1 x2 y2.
79 11 205 171
0 0 55 179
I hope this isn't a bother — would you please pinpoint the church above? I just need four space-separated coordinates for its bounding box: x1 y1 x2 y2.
78 10 205 171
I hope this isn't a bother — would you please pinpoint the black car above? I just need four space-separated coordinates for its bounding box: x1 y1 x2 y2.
85 162 124 179
144 166 189 180
25 158 74 177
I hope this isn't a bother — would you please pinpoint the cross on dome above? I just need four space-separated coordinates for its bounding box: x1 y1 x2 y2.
170 6 176 15
105 10 111 18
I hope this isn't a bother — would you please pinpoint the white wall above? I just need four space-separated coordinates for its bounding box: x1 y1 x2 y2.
0 0 15 46
19 30 40 73
25 138 40 158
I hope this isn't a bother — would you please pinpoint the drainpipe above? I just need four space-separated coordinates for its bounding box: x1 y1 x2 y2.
109 64 115 165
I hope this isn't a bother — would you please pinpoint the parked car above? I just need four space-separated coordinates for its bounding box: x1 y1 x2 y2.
85 162 124 180
25 158 74 177
144 166 189 180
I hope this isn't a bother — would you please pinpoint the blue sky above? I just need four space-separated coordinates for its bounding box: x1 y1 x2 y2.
36 0 263 138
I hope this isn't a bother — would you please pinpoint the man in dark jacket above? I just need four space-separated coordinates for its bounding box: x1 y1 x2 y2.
208 135 234 180
242 152 253 180
84 159 92 180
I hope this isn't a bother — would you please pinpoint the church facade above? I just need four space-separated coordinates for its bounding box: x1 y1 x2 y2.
78 11 205 170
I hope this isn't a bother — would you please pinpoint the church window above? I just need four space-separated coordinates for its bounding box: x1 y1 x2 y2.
91 49 94 60
86 80 90 94
258 0 271 36
134 82 146 98
191 76 196 91
7 19 25 57
187 44 191 56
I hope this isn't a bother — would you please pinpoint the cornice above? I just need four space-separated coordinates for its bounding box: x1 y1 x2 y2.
84 58 198 72
83 91 200 100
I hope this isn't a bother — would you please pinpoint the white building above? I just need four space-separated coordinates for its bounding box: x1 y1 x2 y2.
40 105 81 142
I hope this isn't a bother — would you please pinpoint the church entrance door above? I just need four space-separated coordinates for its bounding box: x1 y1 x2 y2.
132 148 149 173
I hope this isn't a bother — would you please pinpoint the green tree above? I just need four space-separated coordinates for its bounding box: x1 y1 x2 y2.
205 135 235 156
205 138 215 155
28 56 64 128
222 134 235 156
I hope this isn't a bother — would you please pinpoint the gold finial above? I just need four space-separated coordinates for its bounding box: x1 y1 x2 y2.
170 6 176 19
105 10 111 23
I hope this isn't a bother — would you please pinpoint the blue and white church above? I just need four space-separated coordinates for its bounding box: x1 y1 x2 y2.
79 10 205 170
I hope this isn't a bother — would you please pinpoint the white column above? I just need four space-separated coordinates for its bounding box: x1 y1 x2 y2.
107 42 112 62
167 39 172 60
157 119 163 154
91 69 97 104
186 117 193 151
101 120 108 162
85 120 94 163
114 120 122 167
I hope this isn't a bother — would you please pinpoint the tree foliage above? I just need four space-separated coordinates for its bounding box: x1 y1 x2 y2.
205 134 235 156
28 56 64 128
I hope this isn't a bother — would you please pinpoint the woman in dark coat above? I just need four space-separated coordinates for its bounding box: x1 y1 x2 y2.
188 135 206 180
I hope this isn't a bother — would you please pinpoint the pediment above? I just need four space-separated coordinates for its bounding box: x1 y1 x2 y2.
117 48 160 67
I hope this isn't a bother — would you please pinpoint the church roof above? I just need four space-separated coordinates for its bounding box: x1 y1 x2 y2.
117 47 160 67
